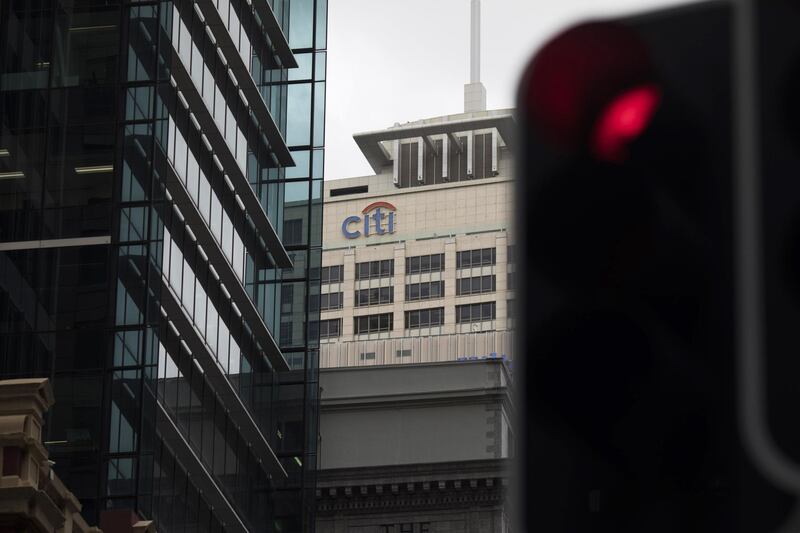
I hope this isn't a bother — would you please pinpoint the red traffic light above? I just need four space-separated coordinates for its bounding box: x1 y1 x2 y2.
523 21 659 160
592 84 661 162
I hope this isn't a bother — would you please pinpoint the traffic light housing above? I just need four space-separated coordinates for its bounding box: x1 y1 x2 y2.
517 1 800 530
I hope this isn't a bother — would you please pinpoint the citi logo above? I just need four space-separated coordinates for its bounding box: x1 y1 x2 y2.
342 201 397 239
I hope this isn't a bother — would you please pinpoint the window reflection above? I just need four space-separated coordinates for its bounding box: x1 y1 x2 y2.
53 11 119 87
286 83 311 146
288 0 314 49
0 3 53 91
110 369 140 454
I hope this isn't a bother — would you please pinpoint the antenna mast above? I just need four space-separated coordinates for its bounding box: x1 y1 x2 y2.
465 0 487 112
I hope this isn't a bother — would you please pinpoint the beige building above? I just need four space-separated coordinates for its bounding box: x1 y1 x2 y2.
318 108 515 368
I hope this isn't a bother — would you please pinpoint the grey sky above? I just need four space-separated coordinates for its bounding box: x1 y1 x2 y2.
324 0 697 180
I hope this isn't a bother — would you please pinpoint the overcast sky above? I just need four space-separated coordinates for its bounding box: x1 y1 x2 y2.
324 0 698 180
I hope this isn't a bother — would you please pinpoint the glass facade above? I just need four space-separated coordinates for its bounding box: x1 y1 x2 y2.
0 0 325 531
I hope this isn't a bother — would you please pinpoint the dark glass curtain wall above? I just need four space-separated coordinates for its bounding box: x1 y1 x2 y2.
0 0 325 531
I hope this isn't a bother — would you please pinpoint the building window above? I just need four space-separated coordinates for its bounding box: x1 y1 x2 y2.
507 271 515 291
283 218 304 245
281 284 294 313
405 307 444 329
405 280 444 301
456 275 496 296
457 248 496 269
396 349 412 358
507 299 515 320
320 292 343 311
319 319 341 339
321 265 343 284
456 302 496 323
279 322 293 347
354 313 393 335
355 286 393 307
507 244 516 263
405 253 444 274
360 352 376 361
330 185 369 197
355 259 394 280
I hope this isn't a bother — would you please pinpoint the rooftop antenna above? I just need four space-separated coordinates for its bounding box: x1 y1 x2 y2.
465 0 487 112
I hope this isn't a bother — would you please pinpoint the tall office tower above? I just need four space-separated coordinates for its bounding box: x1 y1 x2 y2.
0 0 326 531
318 0 512 369
319 108 515 368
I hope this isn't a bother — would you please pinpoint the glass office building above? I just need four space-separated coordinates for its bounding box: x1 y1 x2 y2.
0 0 325 531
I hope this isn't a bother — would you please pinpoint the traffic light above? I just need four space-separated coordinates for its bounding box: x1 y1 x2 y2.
517 1 800 530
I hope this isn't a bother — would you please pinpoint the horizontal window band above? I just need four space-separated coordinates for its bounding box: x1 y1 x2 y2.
0 236 111 252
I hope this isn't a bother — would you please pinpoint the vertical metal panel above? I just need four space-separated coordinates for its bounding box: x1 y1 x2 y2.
392 140 400 185
442 134 449 180
466 132 474 177
491 128 498 174
417 137 424 182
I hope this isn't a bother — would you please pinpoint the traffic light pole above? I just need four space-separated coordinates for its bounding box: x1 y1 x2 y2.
734 0 800 496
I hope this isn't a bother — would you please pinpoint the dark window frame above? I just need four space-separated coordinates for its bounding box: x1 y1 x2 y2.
405 253 444 274
354 313 393 335
283 218 304 245
404 307 445 329
405 280 444 301
319 292 343 311
354 286 393 307
320 265 343 284
456 275 496 296
456 247 496 269
455 302 497 324
319 318 341 338
355 259 394 280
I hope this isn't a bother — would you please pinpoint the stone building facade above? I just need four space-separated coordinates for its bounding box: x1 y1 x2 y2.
0 378 107 533
315 360 511 533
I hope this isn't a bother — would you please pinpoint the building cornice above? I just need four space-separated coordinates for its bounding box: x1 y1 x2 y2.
320 388 512 413
316 459 509 516
354 114 515 174
324 175 514 206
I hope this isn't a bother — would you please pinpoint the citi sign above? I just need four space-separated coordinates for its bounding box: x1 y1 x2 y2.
342 201 397 239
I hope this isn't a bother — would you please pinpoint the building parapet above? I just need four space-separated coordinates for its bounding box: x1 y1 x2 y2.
354 113 515 174
320 331 513 368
